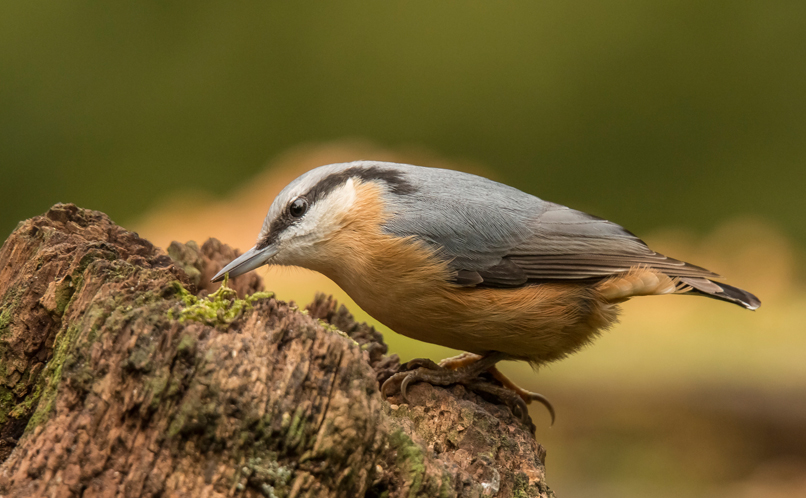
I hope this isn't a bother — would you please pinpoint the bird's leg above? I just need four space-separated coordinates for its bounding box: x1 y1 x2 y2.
381 352 554 426
438 352 485 370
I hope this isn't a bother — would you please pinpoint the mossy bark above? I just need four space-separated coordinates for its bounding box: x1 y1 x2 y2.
0 204 553 498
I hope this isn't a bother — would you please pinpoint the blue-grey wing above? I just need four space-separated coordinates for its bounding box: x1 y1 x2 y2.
504 202 719 282
380 165 718 287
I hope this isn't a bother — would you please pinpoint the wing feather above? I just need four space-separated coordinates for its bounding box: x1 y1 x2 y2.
499 203 720 283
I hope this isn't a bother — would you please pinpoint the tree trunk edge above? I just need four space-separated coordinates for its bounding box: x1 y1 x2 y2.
0 203 554 498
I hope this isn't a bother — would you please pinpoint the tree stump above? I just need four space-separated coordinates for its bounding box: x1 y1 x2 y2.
0 204 554 498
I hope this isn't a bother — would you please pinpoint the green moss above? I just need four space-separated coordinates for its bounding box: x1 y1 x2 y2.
146 367 171 409
54 277 76 315
0 284 25 338
437 471 453 498
52 250 117 317
389 429 427 498
2 295 114 429
511 472 534 498
166 377 182 398
0 386 15 425
258 413 273 436
317 319 359 345
133 290 161 307
284 407 307 450
53 249 116 315
242 456 292 498
64 356 96 395
176 334 196 354
171 276 273 326
167 390 201 437
172 281 197 307
19 323 83 430
167 385 221 439
125 338 155 373
75 249 118 275
109 263 138 281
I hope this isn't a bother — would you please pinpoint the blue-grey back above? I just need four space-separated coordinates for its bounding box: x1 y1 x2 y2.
377 162 542 270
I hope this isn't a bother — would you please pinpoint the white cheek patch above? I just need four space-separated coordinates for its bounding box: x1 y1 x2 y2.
277 179 358 260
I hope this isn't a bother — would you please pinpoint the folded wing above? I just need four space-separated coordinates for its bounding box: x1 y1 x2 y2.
442 202 759 310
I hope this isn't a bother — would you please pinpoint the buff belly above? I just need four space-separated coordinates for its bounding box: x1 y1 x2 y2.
347 280 621 365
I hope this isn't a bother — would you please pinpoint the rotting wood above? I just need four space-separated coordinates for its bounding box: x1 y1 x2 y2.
0 203 554 497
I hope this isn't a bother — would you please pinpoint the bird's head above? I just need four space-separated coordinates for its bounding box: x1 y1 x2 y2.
211 161 418 282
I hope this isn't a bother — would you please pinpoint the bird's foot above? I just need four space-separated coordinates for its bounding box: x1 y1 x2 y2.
381 352 554 427
438 353 554 424
485 365 555 425
380 356 491 402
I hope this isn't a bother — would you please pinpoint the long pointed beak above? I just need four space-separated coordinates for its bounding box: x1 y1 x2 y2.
211 244 278 282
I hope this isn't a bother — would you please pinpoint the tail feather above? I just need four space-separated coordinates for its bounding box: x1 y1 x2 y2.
596 267 679 302
678 277 761 310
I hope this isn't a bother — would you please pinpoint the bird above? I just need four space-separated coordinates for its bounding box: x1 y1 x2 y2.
212 160 760 425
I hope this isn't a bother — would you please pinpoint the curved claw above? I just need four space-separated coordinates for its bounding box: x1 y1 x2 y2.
527 392 556 426
381 361 444 403
399 366 446 403
399 373 417 403
380 371 408 398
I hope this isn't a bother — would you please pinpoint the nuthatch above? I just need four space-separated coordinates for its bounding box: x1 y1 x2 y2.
213 161 760 424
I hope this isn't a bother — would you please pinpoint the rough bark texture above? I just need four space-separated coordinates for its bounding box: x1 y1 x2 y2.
0 204 553 498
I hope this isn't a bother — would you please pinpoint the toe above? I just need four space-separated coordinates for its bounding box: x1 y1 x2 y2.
406 358 442 370
380 371 408 398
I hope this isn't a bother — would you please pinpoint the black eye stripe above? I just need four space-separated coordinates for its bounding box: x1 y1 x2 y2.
256 165 416 250
303 165 417 204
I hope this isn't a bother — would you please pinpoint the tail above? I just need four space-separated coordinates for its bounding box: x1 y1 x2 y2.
677 277 761 310
595 267 761 311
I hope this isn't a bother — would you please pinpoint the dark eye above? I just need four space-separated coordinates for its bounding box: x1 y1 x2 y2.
289 197 309 218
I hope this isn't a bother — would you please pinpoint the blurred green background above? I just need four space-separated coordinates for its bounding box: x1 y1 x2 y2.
2 2 805 497
3 1 805 243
